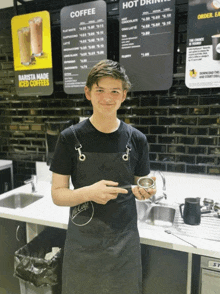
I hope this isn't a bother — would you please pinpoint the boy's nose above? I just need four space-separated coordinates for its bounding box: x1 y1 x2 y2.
103 93 113 101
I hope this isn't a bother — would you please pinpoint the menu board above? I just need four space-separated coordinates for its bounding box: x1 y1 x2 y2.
185 0 220 89
11 11 53 96
119 0 175 91
60 0 107 94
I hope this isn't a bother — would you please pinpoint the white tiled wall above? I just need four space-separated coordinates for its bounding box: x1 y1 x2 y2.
36 162 52 183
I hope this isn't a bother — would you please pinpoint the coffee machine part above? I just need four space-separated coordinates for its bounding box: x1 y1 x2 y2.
119 177 155 192
137 177 155 191
214 202 220 212
203 198 214 210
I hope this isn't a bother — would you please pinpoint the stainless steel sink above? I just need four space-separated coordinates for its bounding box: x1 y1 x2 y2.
0 193 43 209
145 205 176 227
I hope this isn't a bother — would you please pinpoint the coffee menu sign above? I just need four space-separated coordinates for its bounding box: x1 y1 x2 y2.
60 0 107 94
119 0 175 91
11 11 53 96
185 0 220 88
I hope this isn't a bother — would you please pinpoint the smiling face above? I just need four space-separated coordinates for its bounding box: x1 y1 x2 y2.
84 76 127 117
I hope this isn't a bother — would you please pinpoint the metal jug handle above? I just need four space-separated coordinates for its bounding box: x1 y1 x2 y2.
179 203 184 218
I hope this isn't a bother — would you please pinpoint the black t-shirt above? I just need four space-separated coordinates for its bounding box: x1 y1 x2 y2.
50 119 150 185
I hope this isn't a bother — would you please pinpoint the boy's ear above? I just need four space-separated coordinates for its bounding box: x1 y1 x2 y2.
84 86 91 101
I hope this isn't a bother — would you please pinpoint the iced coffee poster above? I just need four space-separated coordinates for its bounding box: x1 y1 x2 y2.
185 0 220 88
11 11 53 96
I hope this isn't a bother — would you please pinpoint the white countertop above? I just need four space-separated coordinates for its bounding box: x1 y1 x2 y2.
0 171 220 258
0 181 69 230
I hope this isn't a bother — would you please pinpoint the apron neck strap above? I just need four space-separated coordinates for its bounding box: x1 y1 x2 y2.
70 125 81 149
69 124 133 162
122 126 132 161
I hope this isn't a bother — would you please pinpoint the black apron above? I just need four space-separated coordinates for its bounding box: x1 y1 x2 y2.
62 127 142 294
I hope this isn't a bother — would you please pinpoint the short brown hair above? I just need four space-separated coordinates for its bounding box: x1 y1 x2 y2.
86 59 131 91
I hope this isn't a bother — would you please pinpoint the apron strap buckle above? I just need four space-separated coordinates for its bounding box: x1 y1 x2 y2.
122 145 131 161
75 144 86 161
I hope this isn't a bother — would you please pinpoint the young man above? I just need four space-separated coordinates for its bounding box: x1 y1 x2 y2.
50 60 156 294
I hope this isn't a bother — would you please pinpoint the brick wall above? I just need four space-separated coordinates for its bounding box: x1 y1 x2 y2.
0 0 220 187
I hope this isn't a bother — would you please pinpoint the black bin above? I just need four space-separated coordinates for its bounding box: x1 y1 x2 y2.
14 227 66 294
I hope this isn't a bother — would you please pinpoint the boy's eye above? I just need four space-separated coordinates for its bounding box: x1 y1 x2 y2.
95 89 121 94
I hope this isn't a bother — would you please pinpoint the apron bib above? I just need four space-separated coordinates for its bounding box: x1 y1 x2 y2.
62 127 142 294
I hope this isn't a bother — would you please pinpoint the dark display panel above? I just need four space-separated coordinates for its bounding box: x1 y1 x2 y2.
60 0 107 94
119 0 175 91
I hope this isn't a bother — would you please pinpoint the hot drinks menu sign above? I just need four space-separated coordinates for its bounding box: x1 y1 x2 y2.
119 0 175 91
60 0 107 94
11 11 53 96
185 0 220 88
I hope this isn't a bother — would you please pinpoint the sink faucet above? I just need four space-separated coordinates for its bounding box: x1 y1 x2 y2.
24 175 37 193
150 171 167 204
